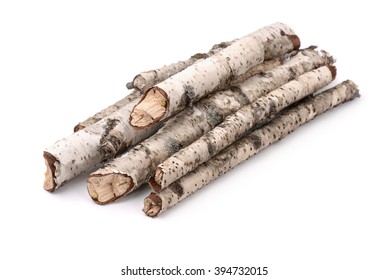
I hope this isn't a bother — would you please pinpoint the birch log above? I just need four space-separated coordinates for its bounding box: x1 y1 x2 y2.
127 41 235 91
87 48 331 204
78 41 238 130
74 90 141 132
150 65 336 191
76 57 283 132
130 23 298 129
43 96 163 192
143 80 360 217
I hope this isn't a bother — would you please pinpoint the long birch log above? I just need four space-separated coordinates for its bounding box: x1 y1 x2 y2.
77 42 237 131
127 41 234 91
76 58 283 132
43 96 164 192
143 80 360 217
129 23 298 129
78 42 235 131
74 90 141 132
87 48 331 204
150 65 336 191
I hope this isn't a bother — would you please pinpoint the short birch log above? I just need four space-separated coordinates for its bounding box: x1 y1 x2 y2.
43 97 163 192
87 48 331 204
150 65 336 191
143 80 360 217
130 23 298 129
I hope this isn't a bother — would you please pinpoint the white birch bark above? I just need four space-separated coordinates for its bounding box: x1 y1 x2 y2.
130 23 298 129
152 65 336 190
143 80 360 217
127 41 235 92
43 96 163 192
74 90 141 132
87 48 331 204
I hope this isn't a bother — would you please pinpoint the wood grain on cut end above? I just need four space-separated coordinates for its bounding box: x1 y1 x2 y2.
130 87 167 129
43 152 57 192
143 193 162 217
87 173 133 204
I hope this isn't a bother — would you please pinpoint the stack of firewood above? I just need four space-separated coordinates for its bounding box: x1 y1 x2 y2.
43 22 359 217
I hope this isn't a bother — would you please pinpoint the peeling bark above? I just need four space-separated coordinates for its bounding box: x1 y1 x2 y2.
74 90 141 132
143 80 360 217
87 48 331 204
130 23 298 129
152 65 336 191
43 96 163 192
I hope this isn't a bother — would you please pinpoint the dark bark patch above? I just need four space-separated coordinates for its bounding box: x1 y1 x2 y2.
267 99 278 118
191 53 208 59
169 182 184 197
230 86 250 106
182 84 196 107
204 137 215 156
99 118 122 160
247 134 262 150
142 145 152 156
165 137 183 154
213 41 229 49
204 105 223 127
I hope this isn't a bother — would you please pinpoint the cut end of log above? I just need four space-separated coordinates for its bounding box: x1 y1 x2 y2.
43 152 57 192
130 87 167 129
148 168 163 192
328 65 337 80
73 123 85 132
143 193 162 217
132 75 147 91
87 173 133 204
287 35 301 50
126 82 134 90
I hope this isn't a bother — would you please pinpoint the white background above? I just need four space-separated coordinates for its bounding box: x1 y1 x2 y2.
1 1 388 279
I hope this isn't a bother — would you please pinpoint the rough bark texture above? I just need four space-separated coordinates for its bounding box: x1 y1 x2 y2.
143 80 360 217
43 96 163 192
130 23 298 129
152 65 336 191
127 41 236 92
87 49 331 204
74 90 141 132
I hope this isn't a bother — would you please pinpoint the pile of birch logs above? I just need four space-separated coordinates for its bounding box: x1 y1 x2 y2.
43 22 360 217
